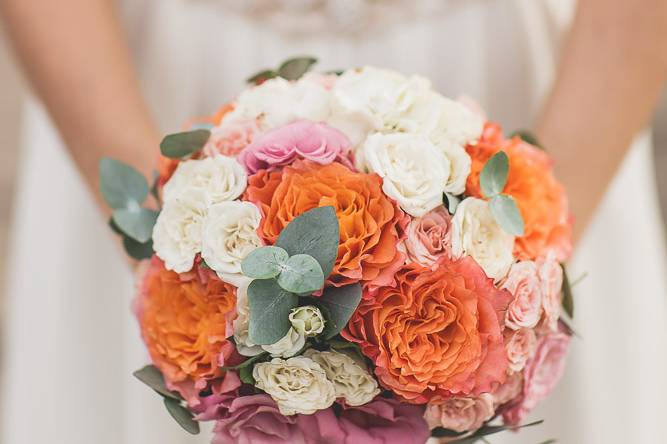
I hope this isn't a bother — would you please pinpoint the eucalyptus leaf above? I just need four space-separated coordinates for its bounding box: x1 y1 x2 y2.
510 129 543 149
276 254 325 294
163 398 200 435
278 57 318 80
112 207 159 243
123 235 154 260
133 365 181 401
480 151 509 198
160 129 211 159
276 206 340 278
490 194 524 236
561 264 574 318
99 158 149 210
239 366 255 385
247 69 278 84
150 170 161 207
318 284 362 339
242 246 289 279
248 279 299 345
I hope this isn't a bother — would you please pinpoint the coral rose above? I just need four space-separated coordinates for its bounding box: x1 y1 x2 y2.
245 160 407 288
343 258 512 403
136 257 238 387
465 123 573 262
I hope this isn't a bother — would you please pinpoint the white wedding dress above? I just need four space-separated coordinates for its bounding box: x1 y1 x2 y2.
2 1 667 443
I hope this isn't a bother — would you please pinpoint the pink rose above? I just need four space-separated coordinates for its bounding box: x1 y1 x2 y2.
503 330 571 426
424 394 495 434
502 261 543 330
506 328 537 373
204 117 259 157
537 252 563 331
239 119 354 174
333 398 429 444
191 371 242 421
491 371 524 407
403 207 453 267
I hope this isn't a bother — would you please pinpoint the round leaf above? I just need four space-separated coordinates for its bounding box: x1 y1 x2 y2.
248 279 299 345
132 365 181 401
276 206 339 278
277 254 324 294
112 207 159 243
480 151 509 198
318 283 362 339
247 69 278 84
163 398 200 435
123 235 154 260
509 129 543 149
489 194 525 236
160 129 211 159
278 57 318 80
241 246 289 279
99 158 149 210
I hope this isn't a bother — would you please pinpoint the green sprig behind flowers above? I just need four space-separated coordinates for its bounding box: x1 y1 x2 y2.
479 151 525 236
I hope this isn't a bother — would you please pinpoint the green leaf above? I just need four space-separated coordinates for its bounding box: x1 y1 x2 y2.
247 69 278 84
276 254 324 294
444 193 460 214
163 398 200 435
133 365 182 401
150 170 161 207
112 207 159 243
490 194 524 236
247 279 299 345
449 420 545 443
510 129 543 149
239 366 255 385
221 352 269 371
278 56 318 81
480 151 509 198
160 129 211 159
317 284 362 339
241 246 289 279
276 206 340 278
561 264 574 318
99 158 149 210
123 235 154 260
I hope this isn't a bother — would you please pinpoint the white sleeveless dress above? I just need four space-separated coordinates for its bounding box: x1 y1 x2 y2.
2 1 667 443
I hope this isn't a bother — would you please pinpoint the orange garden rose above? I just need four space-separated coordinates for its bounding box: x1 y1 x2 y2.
343 258 512 404
136 258 238 386
244 160 408 288
466 123 573 261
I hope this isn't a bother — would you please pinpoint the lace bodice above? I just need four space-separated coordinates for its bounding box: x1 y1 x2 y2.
197 0 472 35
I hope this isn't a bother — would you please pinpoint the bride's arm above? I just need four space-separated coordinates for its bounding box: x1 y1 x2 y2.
537 0 667 242
0 0 159 204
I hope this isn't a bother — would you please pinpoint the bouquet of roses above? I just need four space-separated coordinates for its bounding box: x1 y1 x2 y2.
100 57 575 443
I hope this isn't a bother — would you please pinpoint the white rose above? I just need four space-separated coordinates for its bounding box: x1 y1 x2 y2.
152 188 208 273
289 305 325 337
451 198 515 281
201 201 263 285
253 356 336 415
163 155 247 205
232 280 264 357
229 76 332 130
304 349 380 406
261 328 305 358
361 132 449 217
332 67 431 132
396 93 483 195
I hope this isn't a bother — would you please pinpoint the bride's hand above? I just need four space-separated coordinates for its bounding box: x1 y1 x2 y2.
0 0 160 214
535 0 667 243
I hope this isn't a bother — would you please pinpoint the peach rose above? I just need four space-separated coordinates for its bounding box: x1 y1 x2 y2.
343 258 512 403
537 252 564 331
491 371 524 407
203 117 259 158
244 160 408 288
424 394 495 434
466 123 573 262
403 207 453 267
501 261 543 330
135 257 238 387
506 328 537 373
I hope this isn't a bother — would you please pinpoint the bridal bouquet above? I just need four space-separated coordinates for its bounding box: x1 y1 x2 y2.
100 58 575 443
